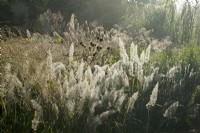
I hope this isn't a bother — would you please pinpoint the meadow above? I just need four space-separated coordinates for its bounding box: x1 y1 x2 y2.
1 12 200 133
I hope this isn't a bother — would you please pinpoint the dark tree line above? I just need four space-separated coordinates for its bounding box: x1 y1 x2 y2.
1 0 200 44
0 0 125 29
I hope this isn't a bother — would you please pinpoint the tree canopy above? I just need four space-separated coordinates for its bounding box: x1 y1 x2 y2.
0 0 200 44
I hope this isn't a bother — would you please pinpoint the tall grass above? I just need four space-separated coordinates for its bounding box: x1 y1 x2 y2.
1 14 200 133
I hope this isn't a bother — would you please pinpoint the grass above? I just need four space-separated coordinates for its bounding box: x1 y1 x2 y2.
1 18 200 133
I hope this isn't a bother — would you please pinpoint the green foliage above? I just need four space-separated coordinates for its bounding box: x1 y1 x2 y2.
150 43 200 131
0 0 126 29
1 0 200 45
179 43 200 71
151 42 200 71
1 1 200 132
146 9 170 38
122 0 200 45
121 2 151 35
2 29 200 132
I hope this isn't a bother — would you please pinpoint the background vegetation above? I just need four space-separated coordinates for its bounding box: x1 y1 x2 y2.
0 0 200 133
0 0 200 44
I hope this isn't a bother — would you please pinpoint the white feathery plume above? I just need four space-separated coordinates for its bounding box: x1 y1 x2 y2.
77 79 90 104
93 65 105 76
26 29 31 38
115 89 127 111
80 79 90 97
121 72 129 87
31 100 43 131
90 110 116 127
46 49 53 80
101 88 110 103
133 44 139 63
34 62 44 80
32 118 40 131
91 85 101 99
76 60 84 81
153 67 159 75
31 100 43 115
91 66 106 88
140 51 145 65
130 42 135 62
109 60 123 73
63 77 69 94
167 66 178 78
128 62 134 76
143 72 154 90
66 100 75 116
107 89 115 107
146 83 159 110
119 38 129 63
91 116 102 127
69 69 76 87
111 69 119 81
69 43 74 63
111 88 118 104
52 103 59 118
84 66 93 84
127 91 139 112
90 74 99 89
163 101 179 118
93 65 107 83
130 42 139 64
52 62 66 71
189 68 194 77
94 65 108 73
137 66 144 84
110 70 121 87
5 63 11 75
57 80 63 99
66 86 76 99
104 77 112 90
6 74 23 98
99 110 116 121
22 60 29 76
52 62 66 81
76 22 80 31
89 101 99 114
4 63 23 98
116 94 126 112
69 13 75 31
134 63 139 76
145 44 151 63
89 102 96 114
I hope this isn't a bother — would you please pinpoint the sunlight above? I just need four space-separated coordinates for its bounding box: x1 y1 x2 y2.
176 0 198 10
1 0 200 132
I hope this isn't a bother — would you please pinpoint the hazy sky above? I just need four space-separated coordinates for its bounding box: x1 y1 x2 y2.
176 0 197 10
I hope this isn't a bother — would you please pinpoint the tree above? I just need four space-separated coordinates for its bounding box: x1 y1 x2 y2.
0 0 126 29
